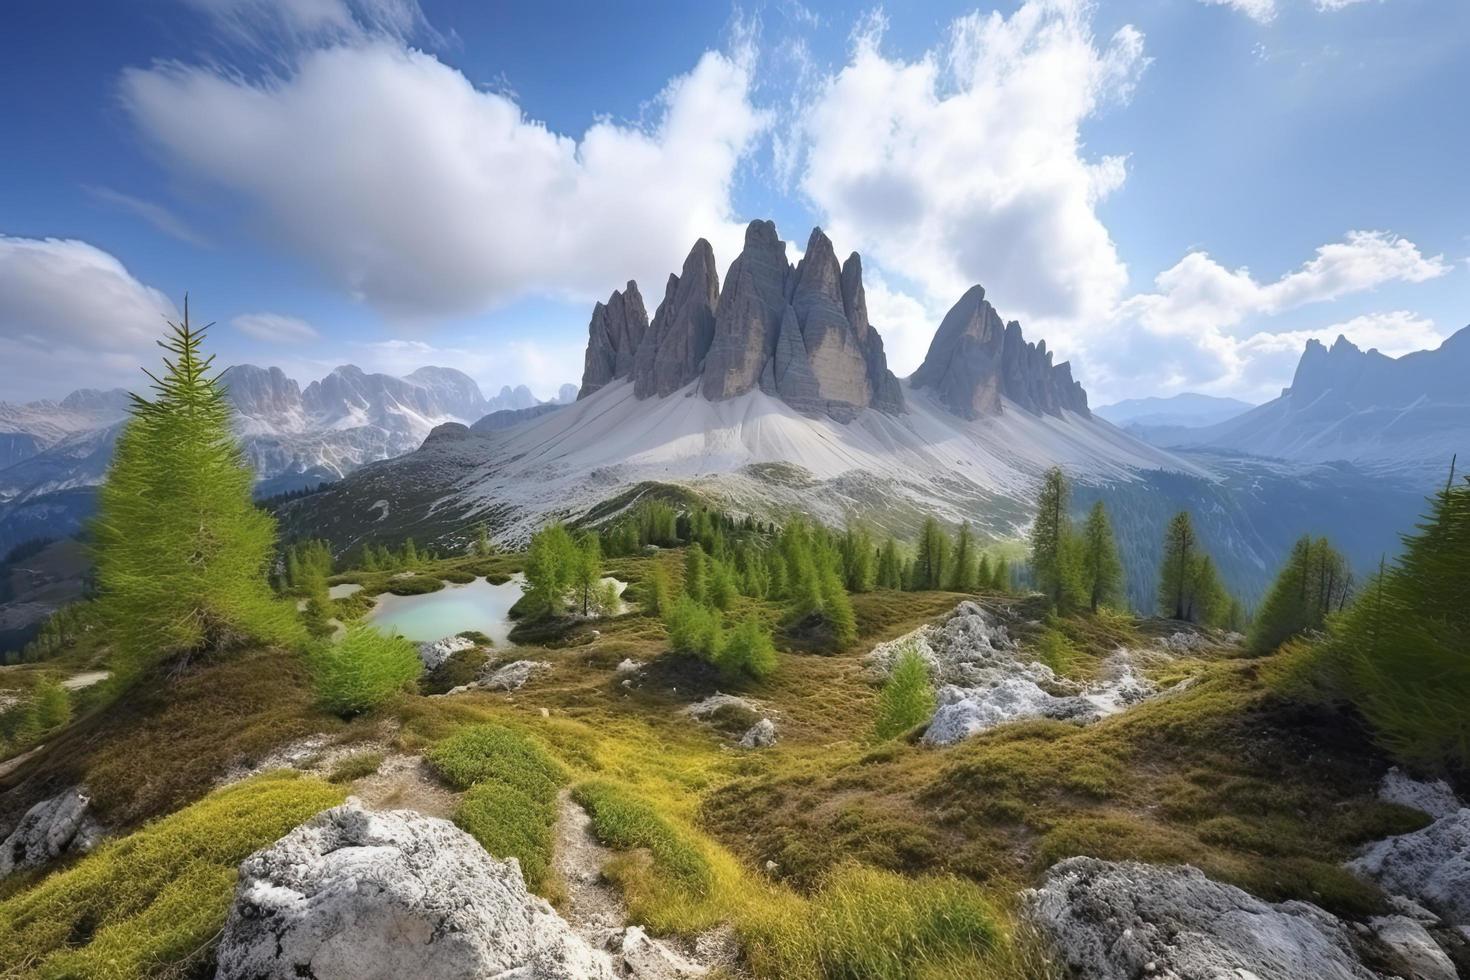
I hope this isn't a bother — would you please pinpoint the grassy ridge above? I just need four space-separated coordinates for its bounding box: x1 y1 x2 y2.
0 772 344 980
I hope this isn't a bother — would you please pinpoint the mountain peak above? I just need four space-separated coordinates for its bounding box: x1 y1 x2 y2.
911 285 1088 419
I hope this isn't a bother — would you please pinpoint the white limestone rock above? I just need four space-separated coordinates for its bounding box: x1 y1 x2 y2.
416 634 477 671
0 786 101 879
738 718 778 749
1368 915 1458 980
616 925 708 979
216 800 616 980
1379 767 1462 819
1349 808 1470 926
481 659 553 692
1025 857 1380 980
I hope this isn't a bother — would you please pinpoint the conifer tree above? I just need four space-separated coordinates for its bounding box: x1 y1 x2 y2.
93 299 295 671
684 543 708 605
992 556 1010 592
1248 535 1352 653
522 523 576 617
474 522 492 557
977 553 992 592
913 517 949 590
571 533 603 616
645 564 671 616
1157 511 1199 621
1030 467 1076 608
949 522 979 592
1079 501 1124 612
876 539 902 590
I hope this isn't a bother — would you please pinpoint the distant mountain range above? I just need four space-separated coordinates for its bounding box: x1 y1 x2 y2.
1095 393 1255 430
0 368 577 552
1132 329 1469 483
277 220 1431 606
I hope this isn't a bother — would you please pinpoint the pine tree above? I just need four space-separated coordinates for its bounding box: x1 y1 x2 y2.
1079 501 1124 613
1157 511 1199 621
913 517 949 591
876 539 902 590
474 522 492 558
976 553 992 592
949 522 978 592
92 299 296 672
992 556 1010 592
645 564 671 616
1030 468 1074 608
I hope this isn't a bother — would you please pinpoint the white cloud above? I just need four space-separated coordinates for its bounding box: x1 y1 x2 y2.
0 235 179 401
181 0 431 50
233 312 320 343
789 0 1145 327
862 274 942 378
1199 0 1278 23
86 186 211 248
120 42 766 319
356 337 583 402
1199 0 1390 20
1080 232 1448 400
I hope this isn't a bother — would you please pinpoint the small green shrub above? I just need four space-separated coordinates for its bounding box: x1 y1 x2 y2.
664 595 722 661
717 617 778 680
746 863 1001 979
572 780 713 897
426 723 566 794
429 725 567 894
439 569 476 584
0 772 343 979
308 623 421 717
457 781 559 892
1034 629 1080 677
327 750 385 783
873 643 935 740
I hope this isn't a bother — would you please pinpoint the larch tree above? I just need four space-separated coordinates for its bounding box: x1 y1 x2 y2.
949 522 979 592
1157 511 1199 621
1030 467 1075 608
92 299 296 675
1079 501 1124 613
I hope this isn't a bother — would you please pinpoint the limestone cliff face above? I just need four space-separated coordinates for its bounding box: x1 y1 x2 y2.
911 285 1089 419
578 282 649 399
577 220 905 420
634 240 719 399
576 220 1088 423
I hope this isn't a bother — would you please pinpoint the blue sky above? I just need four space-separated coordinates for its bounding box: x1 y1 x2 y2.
1 0 1466 405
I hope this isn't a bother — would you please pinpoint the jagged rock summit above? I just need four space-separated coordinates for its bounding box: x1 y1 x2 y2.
580 221 906 422
579 220 1090 423
911 284 1089 419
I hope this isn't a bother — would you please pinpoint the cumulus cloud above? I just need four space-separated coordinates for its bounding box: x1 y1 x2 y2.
788 0 1144 326
120 42 766 319
233 312 320 343
1084 232 1448 399
0 235 178 401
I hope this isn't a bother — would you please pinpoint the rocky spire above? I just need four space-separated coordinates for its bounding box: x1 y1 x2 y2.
577 219 905 420
578 281 648 399
701 220 791 401
633 239 719 398
912 285 1088 419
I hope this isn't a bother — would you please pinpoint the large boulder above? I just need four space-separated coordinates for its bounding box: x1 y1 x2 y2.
0 786 101 879
1349 808 1470 926
1025 857 1381 980
1379 766 1461 820
416 634 477 671
216 800 615 980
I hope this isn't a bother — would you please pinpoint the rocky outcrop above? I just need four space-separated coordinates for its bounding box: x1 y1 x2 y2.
739 718 778 749
216 801 615 980
867 602 1159 746
1380 766 1461 820
635 239 720 398
416 634 477 671
1026 857 1382 979
911 285 1089 419
0 786 102 879
580 282 650 399
1349 808 1470 926
577 221 906 421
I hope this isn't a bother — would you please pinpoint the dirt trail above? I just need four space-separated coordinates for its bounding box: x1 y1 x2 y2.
553 790 745 978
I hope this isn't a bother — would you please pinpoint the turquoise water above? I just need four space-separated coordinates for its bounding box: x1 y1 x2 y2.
366 574 526 646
